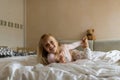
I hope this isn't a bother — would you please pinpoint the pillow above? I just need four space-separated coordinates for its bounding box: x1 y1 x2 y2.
15 47 36 56
0 47 15 58
14 51 36 56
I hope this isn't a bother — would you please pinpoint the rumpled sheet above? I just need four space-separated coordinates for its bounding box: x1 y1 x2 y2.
1 50 120 80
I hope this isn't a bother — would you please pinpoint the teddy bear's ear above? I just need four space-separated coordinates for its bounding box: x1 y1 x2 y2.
87 29 89 32
87 30 88 32
92 29 94 32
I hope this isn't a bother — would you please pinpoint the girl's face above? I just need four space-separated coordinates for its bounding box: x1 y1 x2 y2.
42 36 58 54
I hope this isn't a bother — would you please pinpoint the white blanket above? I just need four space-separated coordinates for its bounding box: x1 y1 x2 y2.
1 50 120 80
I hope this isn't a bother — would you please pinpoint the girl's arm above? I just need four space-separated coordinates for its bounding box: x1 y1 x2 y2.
82 36 92 59
65 36 87 50
84 47 92 59
65 41 82 50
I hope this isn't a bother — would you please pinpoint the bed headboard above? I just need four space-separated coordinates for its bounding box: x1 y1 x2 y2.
59 40 120 52
0 46 8 48
93 40 120 51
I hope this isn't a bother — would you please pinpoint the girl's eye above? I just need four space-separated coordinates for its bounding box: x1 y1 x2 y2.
50 41 54 44
45 44 49 47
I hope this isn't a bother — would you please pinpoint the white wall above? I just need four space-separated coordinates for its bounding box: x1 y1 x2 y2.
0 0 25 48
26 0 120 48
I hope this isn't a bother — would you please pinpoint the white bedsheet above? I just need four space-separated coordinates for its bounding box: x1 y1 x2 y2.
1 50 120 80
0 55 38 70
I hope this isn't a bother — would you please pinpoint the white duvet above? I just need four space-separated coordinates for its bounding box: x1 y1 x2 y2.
1 50 120 80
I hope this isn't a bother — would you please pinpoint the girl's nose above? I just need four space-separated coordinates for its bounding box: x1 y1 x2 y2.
49 44 53 48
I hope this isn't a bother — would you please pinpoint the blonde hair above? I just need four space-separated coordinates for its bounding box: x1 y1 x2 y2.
37 33 61 65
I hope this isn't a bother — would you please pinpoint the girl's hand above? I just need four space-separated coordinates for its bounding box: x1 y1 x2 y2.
81 36 89 48
55 53 66 63
57 52 66 63
59 54 66 63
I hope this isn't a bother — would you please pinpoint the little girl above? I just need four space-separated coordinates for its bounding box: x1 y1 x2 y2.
37 33 92 65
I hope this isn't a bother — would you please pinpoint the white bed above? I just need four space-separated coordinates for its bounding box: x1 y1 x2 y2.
1 40 120 80
0 55 38 68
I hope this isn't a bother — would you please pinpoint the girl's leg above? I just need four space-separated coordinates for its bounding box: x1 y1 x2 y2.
83 37 93 59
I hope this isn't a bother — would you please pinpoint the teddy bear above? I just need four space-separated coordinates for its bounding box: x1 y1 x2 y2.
86 29 96 40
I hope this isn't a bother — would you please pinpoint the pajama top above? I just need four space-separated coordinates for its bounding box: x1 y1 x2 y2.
47 41 92 63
